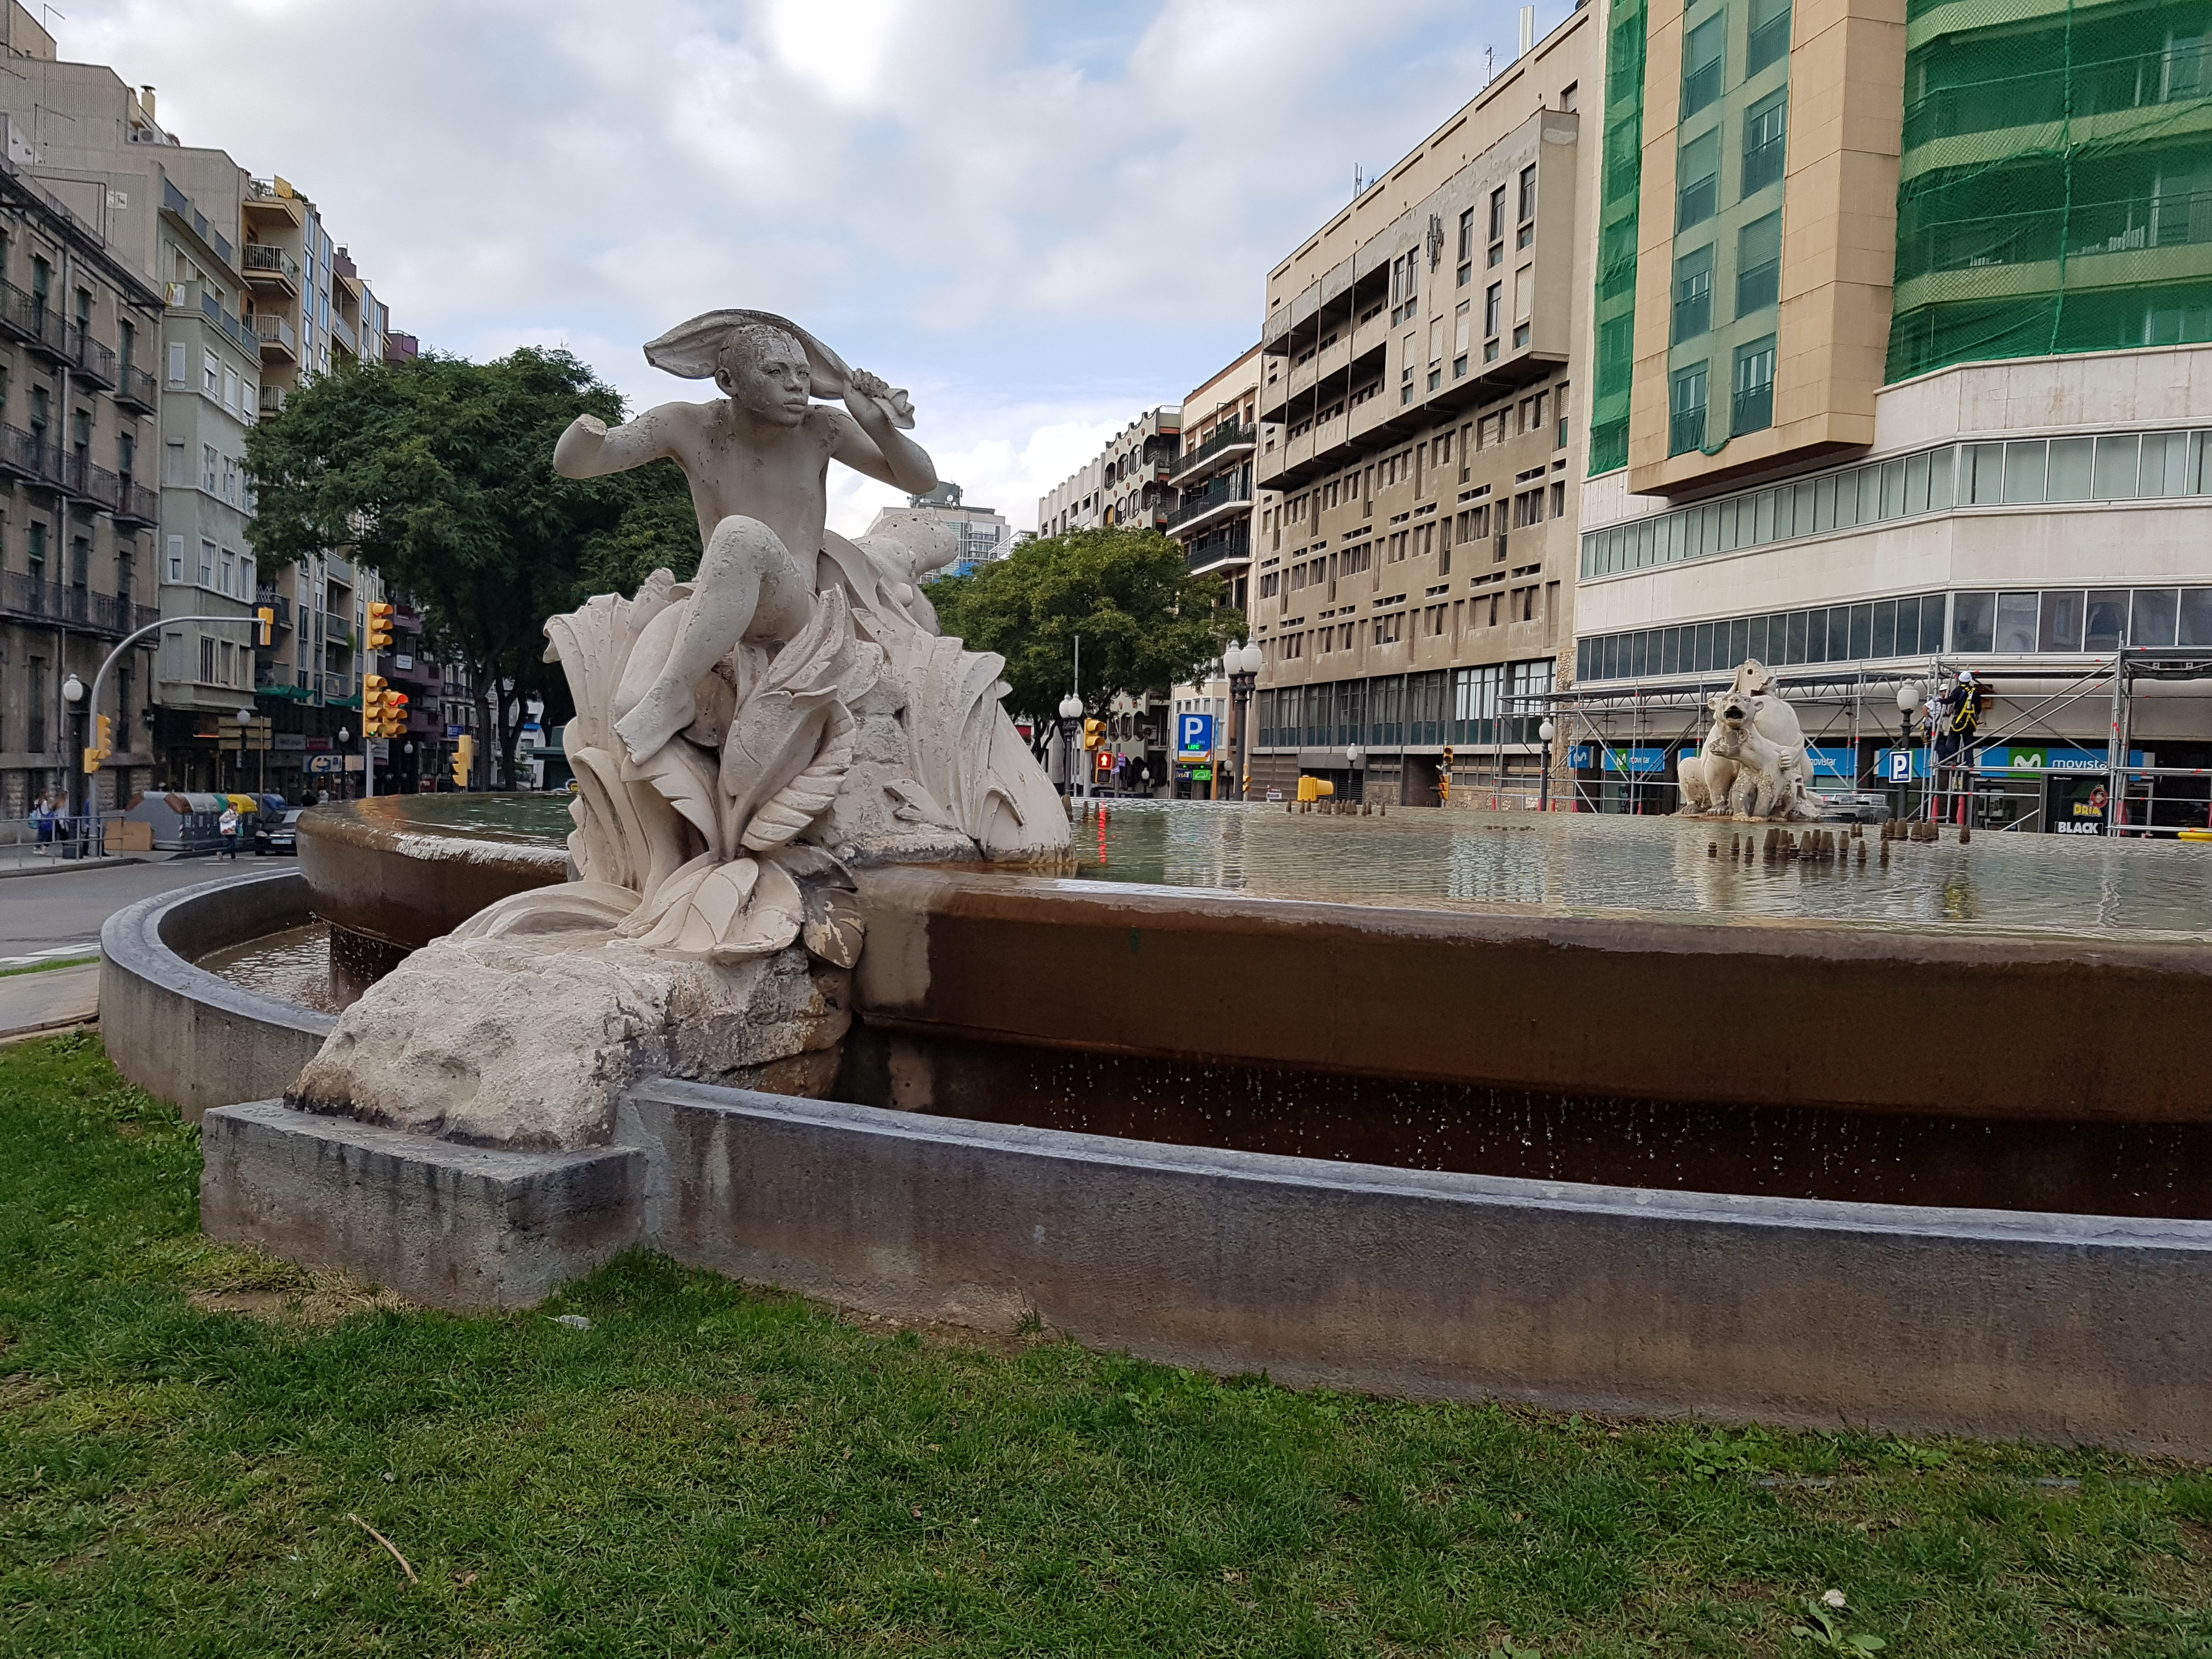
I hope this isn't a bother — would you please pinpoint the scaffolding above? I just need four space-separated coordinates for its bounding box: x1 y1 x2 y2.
1519 649 2212 832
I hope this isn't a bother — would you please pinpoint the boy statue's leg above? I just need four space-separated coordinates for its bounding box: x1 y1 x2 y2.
613 515 812 765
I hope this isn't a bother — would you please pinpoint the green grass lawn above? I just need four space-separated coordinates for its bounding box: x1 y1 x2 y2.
3 1032 2210 1657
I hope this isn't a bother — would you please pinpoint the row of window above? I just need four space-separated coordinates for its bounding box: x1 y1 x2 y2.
1271 583 1544 660
1672 210 1780 345
166 341 258 425
1581 427 2212 579
165 532 256 599
1575 585 2212 684
1254 659 1556 749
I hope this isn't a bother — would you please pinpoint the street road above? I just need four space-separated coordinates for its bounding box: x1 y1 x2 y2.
0 858 275 960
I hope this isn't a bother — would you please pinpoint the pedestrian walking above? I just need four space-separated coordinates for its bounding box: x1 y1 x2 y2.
218 802 241 861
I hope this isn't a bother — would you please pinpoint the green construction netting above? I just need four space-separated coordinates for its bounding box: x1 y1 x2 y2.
1590 0 1648 474
1888 0 2212 380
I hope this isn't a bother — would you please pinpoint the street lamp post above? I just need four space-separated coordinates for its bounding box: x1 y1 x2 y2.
1224 641 1262 802
1538 719 1556 811
1895 680 1922 821
1346 742 1365 804
60 673 86 856
234 707 253 798
1057 693 1084 801
336 726 352 801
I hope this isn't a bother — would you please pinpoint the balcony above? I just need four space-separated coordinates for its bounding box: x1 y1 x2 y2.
0 569 159 637
1165 471 1253 535
241 242 301 295
1167 422 1256 487
200 291 259 360
331 311 358 354
0 281 71 359
253 311 298 362
114 360 159 414
114 477 160 527
71 328 118 390
161 175 235 268
255 589 294 631
244 178 304 228
72 455 123 512
1183 518 1252 575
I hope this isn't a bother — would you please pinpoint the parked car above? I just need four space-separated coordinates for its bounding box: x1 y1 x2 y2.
254 808 305 856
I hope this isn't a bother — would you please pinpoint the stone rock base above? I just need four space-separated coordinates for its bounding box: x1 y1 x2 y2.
289 933 849 1150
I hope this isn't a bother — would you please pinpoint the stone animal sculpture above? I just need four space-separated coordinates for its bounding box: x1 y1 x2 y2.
1731 658 1822 812
1703 692 1797 820
1675 696 1740 814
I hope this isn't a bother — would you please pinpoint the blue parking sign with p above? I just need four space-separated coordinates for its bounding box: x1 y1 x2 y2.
1177 713 1214 755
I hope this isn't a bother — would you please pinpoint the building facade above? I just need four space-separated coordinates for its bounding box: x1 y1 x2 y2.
1037 407 1184 537
1248 12 1601 804
1570 0 2212 827
0 153 165 817
0 11 416 800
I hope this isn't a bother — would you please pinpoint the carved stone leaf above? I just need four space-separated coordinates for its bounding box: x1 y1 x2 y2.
449 881 642 942
742 702 855 853
708 856 804 962
626 736 726 864
673 859 761 956
800 882 866 968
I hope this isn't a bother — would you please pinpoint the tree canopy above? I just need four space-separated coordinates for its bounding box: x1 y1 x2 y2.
928 527 1244 727
244 347 697 782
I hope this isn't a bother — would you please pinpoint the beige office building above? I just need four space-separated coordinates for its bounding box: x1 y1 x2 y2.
1247 11 1600 804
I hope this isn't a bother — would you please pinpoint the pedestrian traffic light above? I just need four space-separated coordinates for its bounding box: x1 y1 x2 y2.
452 733 474 789
256 605 275 646
1082 718 1105 749
365 600 395 651
81 744 100 774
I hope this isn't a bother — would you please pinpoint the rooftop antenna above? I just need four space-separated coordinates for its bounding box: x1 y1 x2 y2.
1486 44 1496 81
1353 162 1364 199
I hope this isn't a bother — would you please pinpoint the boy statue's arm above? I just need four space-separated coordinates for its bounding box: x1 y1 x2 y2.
830 368 936 496
554 405 686 479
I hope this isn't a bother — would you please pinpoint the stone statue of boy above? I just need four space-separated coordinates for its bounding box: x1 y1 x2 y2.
552 310 938 765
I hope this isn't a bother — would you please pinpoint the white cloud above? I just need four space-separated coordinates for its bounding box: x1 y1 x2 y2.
59 0 1556 531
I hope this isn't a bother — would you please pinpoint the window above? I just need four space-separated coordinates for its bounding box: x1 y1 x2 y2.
1681 13 1725 117
167 340 186 385
199 539 216 588
1673 244 1714 341
27 521 44 578
69 534 88 588
1457 207 1475 263
1742 90 1787 195
1736 210 1782 314
1747 0 1791 74
1732 336 1776 435
1517 164 1537 225
166 534 184 583
199 634 217 683
204 349 219 397
204 444 219 492
1671 363 1709 455
1484 281 1502 339
1677 129 1720 230
1488 185 1506 241
221 549 236 596
1453 298 1471 375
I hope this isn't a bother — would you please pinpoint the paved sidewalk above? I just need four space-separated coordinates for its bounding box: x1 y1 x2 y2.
0 963 99 1042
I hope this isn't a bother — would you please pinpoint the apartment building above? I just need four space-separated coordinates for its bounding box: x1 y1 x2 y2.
1037 407 1184 537
0 153 165 818
1166 346 1263 611
1571 0 2212 825
1248 10 1601 804
0 10 416 797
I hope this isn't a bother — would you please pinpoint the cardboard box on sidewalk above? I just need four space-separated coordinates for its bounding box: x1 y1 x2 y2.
104 820 153 853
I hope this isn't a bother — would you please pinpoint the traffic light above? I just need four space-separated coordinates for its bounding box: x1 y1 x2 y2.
1082 718 1105 749
95 714 114 759
382 689 410 737
81 745 100 774
452 733 474 789
256 605 275 646
362 673 387 730
365 600 395 651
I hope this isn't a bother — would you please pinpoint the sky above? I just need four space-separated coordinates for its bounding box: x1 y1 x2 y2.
61 0 1555 533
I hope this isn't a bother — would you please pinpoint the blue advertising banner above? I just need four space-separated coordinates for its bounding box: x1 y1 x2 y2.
1601 747 1668 774
1805 746 1858 778
1976 746 2149 774
1568 744 1594 769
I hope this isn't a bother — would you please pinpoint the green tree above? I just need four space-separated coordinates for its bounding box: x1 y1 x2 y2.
929 527 1243 742
244 348 696 787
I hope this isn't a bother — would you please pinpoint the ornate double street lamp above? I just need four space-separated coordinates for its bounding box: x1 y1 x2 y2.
1057 693 1084 800
1223 640 1262 801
